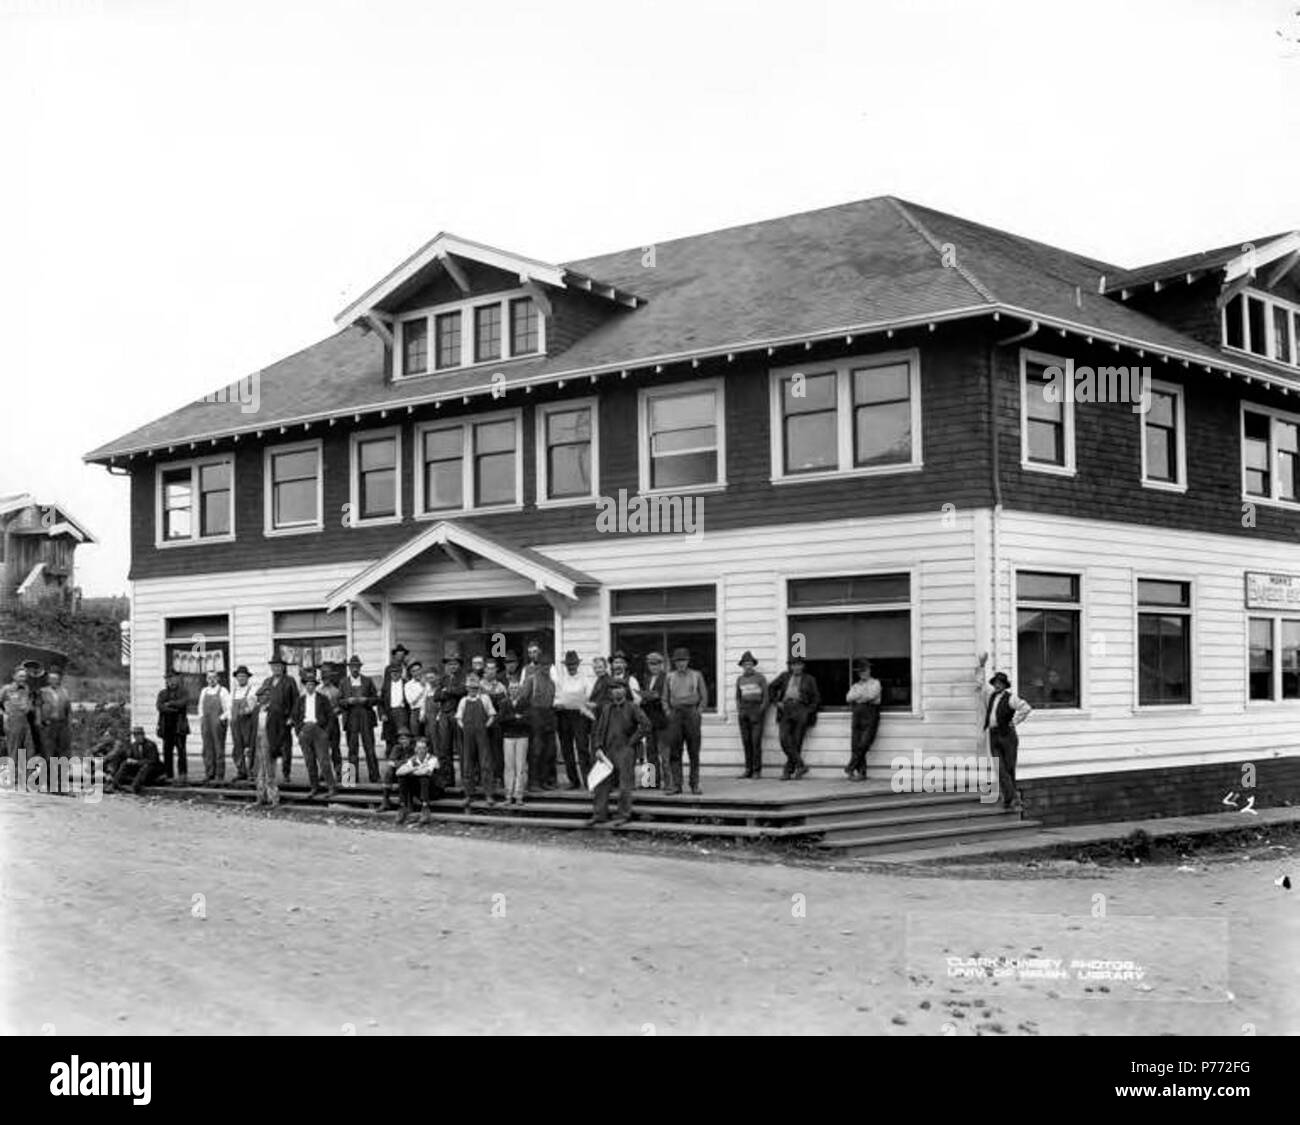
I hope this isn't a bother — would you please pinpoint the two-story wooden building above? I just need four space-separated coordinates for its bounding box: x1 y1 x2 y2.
85 197 1300 825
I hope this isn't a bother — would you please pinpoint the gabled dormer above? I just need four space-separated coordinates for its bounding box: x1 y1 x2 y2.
334 233 643 383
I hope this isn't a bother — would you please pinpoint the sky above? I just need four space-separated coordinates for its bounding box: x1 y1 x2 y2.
1 0 1297 595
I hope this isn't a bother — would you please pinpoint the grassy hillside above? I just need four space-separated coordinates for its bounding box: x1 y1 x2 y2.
1 605 129 684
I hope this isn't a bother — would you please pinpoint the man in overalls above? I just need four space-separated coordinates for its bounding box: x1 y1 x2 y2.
197 669 231 782
456 675 497 809
984 671 1032 810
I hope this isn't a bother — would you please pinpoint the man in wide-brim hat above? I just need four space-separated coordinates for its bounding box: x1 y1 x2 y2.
263 654 299 784
340 655 380 784
663 647 708 794
767 654 820 780
984 671 1032 811
229 665 258 781
734 651 769 779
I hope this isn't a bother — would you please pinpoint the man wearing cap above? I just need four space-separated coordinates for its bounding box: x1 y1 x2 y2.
517 644 558 791
262 656 299 784
639 652 670 789
378 663 411 753
340 656 380 783
106 726 163 794
1 666 35 757
155 671 190 782
609 651 641 703
734 652 769 779
588 679 651 827
292 669 338 799
664 647 708 795
984 671 1032 811
250 682 280 807
229 665 259 781
197 668 232 783
845 658 882 781
768 656 820 780
554 650 596 790
318 663 345 779
388 643 411 679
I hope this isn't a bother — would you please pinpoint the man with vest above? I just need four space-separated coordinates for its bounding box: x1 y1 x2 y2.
984 671 1032 810
663 647 708 795
518 646 557 792
262 656 299 784
340 655 380 783
639 652 670 789
588 679 651 827
733 652 768 779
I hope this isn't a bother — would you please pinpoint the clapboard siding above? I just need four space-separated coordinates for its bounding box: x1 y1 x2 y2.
996 510 1300 780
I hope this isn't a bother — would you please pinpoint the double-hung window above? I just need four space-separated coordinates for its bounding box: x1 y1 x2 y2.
264 440 322 534
349 428 401 525
639 380 726 491
536 399 597 503
1021 351 1075 473
1141 381 1186 489
1223 291 1300 369
415 412 522 514
1015 570 1081 708
1242 405 1300 504
157 457 234 545
770 350 922 480
396 291 543 378
1137 579 1192 705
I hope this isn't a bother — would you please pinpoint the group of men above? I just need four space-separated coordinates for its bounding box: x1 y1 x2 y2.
0 665 75 759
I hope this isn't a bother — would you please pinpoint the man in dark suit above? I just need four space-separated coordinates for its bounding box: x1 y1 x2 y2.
106 726 164 794
768 656 820 779
588 680 651 827
261 656 299 784
340 655 379 783
155 672 190 781
292 668 337 799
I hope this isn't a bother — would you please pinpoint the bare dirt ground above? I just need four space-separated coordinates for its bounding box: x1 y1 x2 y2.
2 791 1296 1035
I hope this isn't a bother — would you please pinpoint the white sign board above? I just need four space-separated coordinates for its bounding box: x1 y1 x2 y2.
1245 572 1300 610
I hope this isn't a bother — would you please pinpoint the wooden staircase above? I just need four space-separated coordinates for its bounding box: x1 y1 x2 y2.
142 778 1041 856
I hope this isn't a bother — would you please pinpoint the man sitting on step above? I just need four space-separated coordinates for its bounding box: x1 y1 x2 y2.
394 736 443 825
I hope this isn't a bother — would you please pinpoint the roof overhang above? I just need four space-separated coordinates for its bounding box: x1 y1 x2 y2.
334 233 640 330
324 520 595 615
1223 232 1300 286
0 495 97 543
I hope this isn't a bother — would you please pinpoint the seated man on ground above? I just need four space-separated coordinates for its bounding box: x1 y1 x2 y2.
107 726 164 794
394 736 444 825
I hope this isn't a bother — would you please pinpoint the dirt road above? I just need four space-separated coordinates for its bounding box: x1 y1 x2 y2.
1 792 1295 1035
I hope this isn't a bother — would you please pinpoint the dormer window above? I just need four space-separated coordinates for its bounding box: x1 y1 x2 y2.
396 290 543 379
1223 291 1300 369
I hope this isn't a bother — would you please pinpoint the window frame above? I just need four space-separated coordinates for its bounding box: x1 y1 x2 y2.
768 348 923 483
154 455 236 548
1012 565 1085 712
393 287 546 380
269 606 348 684
608 581 720 714
1222 288 1300 370
348 425 403 528
413 408 524 517
1240 401 1300 510
637 377 728 495
781 566 919 715
535 396 600 507
163 613 232 708
262 438 324 537
1020 349 1077 476
1245 611 1300 705
1139 378 1187 492
1133 575 1195 709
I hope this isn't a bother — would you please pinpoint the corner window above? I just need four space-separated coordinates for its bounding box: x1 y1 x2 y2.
610 585 717 708
1020 351 1075 473
770 350 921 480
1242 406 1300 504
787 573 913 709
536 399 597 503
415 411 521 515
264 440 322 535
157 457 234 545
349 428 401 525
1137 579 1191 705
1141 380 1186 489
639 380 726 492
1015 570 1080 708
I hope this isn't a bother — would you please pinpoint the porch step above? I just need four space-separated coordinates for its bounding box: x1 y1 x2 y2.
818 817 1043 857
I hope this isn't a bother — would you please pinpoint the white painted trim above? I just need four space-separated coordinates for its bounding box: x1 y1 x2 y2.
413 407 523 516
262 438 324 537
335 233 567 328
1019 348 1077 476
606 580 721 712
1009 563 1086 713
1223 232 1300 284
325 519 587 612
637 376 728 494
1139 378 1187 491
768 347 923 481
153 454 236 548
1221 286 1300 369
348 425 403 527
534 395 600 506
